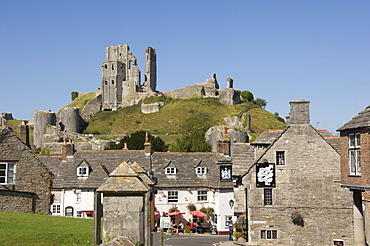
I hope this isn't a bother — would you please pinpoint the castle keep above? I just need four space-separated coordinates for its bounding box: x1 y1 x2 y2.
101 44 157 111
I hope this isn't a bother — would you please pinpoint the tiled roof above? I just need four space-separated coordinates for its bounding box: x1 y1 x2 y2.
337 105 370 131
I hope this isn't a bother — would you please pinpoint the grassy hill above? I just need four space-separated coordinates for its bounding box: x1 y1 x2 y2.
83 97 286 145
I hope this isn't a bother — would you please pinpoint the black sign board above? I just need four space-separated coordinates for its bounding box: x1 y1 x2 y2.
220 166 232 182
256 162 275 187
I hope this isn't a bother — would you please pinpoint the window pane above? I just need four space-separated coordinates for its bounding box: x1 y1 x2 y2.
356 133 361 147
261 230 266 239
7 164 14 183
349 134 355 147
267 230 271 239
272 230 277 239
357 150 361 174
349 150 356 174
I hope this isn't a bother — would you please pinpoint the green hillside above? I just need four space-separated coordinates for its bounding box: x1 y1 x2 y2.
83 97 286 145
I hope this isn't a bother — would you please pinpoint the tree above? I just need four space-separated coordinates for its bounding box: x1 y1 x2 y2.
170 131 212 152
106 130 168 152
254 98 267 109
241 91 254 103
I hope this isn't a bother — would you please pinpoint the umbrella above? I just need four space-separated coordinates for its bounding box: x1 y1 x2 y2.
190 211 208 217
166 211 185 216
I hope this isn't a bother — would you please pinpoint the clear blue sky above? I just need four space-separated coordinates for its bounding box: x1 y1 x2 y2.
1 1 370 135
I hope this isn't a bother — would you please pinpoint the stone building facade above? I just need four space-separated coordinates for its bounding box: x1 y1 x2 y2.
338 105 370 245
0 126 53 214
233 100 354 245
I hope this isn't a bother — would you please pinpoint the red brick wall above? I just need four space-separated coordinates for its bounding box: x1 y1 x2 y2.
340 130 370 187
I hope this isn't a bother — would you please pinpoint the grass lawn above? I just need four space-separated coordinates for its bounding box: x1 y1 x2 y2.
0 211 94 246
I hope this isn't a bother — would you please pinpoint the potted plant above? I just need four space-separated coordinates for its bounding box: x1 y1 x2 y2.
291 209 304 226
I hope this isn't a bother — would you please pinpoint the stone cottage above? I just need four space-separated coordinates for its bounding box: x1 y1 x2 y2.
337 105 370 245
42 138 236 236
233 100 355 245
0 125 53 214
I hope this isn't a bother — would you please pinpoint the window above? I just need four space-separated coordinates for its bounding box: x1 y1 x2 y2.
276 151 285 165
76 211 82 217
197 191 207 201
264 189 273 205
165 167 176 175
76 190 81 203
52 204 61 214
349 133 361 175
196 167 207 175
168 191 178 202
77 167 89 177
261 230 277 239
0 162 15 184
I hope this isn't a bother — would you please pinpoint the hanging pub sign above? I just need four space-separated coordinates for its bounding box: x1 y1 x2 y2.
256 162 275 187
220 166 232 182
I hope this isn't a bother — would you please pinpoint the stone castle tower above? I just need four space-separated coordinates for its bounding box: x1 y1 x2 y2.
101 44 157 111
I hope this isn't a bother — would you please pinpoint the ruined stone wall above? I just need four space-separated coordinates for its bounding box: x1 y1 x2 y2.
80 94 102 121
144 47 157 92
58 107 79 133
33 110 56 148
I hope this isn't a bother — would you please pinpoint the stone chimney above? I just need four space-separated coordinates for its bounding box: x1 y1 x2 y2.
144 132 151 155
62 140 74 161
288 100 310 126
217 127 230 156
19 121 29 147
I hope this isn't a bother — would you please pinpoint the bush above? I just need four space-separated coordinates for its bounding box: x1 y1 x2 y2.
241 91 254 102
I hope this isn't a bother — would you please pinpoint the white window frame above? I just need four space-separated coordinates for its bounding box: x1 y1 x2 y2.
276 151 285 165
197 190 208 201
196 167 207 175
165 167 176 175
77 166 89 177
168 191 178 203
349 132 361 175
52 204 61 214
0 162 15 184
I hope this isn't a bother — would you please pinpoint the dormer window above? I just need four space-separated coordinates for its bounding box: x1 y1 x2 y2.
165 167 176 175
196 167 207 175
77 166 89 177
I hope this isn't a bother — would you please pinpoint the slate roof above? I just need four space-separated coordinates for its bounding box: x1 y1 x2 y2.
337 105 370 131
41 149 233 190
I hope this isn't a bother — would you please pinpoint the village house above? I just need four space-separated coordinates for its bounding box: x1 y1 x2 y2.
337 105 370 245
0 125 53 214
40 138 236 234
233 100 355 245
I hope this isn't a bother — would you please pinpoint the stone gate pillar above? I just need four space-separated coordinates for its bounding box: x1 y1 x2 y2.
94 160 154 246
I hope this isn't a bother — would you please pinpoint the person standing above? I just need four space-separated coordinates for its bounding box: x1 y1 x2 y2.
228 220 234 241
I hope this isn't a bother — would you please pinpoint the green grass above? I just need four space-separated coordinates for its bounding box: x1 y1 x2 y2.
0 211 94 246
84 97 285 144
58 92 96 114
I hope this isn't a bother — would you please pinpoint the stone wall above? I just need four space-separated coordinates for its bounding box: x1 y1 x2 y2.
0 127 53 214
0 190 35 213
